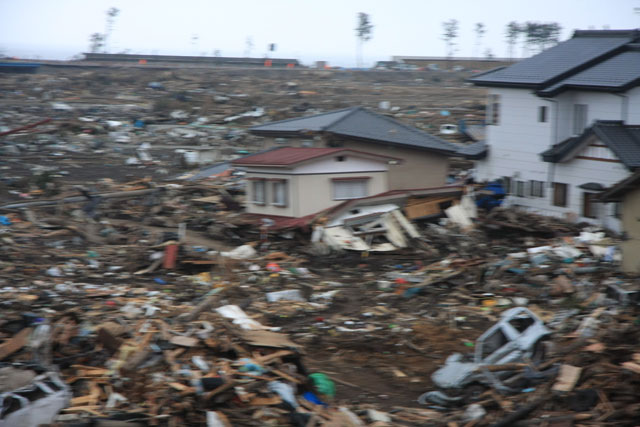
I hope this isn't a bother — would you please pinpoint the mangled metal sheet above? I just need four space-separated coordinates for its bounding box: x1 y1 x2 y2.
0 369 71 427
319 205 419 252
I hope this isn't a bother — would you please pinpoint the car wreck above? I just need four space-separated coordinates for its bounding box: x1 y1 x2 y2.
420 307 552 405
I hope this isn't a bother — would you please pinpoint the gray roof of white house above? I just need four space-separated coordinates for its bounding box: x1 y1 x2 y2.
457 141 487 159
541 121 640 169
250 107 459 155
470 29 640 92
540 46 640 96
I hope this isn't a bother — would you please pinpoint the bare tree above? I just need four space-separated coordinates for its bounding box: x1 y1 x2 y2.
103 7 119 53
442 19 459 66
191 34 199 54
505 21 520 60
89 33 105 53
540 22 562 50
523 22 562 54
244 37 254 57
474 23 486 57
355 12 373 68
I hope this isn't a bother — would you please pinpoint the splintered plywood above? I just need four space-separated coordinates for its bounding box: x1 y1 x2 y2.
552 364 582 392
0 327 32 360
404 196 456 219
239 330 301 350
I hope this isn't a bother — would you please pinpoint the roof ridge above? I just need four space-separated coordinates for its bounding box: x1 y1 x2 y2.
355 108 457 149
592 122 639 169
322 106 362 129
326 107 457 152
467 66 507 80
594 119 625 125
573 29 640 39
249 106 358 130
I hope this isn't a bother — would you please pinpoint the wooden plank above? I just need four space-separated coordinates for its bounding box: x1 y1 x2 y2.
204 380 237 400
270 368 301 384
255 350 294 365
0 327 33 360
552 364 582 392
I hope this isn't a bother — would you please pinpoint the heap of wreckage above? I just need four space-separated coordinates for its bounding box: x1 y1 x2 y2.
1 68 639 426
0 172 638 427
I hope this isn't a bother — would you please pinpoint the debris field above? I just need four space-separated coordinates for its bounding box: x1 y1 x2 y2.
0 66 638 426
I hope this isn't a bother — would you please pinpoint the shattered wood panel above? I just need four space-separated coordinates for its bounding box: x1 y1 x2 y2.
404 196 457 219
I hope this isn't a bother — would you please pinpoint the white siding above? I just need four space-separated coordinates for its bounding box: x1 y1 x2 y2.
554 92 625 141
292 155 387 174
242 155 390 217
504 156 626 232
476 88 552 182
244 173 296 217
626 86 640 125
576 143 618 161
296 172 387 217
475 86 636 232
244 155 388 176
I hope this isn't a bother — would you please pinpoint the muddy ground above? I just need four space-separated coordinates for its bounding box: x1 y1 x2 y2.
0 65 491 413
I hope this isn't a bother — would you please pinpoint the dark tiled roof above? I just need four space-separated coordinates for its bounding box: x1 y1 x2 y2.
457 141 487 159
470 30 639 89
541 121 640 169
594 121 640 168
231 147 400 166
250 108 356 134
600 170 640 202
540 135 583 162
250 107 458 155
540 47 640 95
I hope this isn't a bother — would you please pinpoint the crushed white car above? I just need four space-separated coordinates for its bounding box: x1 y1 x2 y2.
420 307 551 405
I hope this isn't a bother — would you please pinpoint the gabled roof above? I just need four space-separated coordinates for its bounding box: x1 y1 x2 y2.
250 107 458 155
237 185 464 230
469 29 640 91
539 45 640 96
457 141 487 160
231 147 400 167
600 170 640 202
540 121 640 169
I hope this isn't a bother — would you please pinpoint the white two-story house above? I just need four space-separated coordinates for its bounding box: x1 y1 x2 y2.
466 29 640 231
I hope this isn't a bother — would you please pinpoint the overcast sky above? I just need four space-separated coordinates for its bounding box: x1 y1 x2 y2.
1 0 639 66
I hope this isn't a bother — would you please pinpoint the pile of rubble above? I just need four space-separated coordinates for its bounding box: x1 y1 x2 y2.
1 66 638 426
0 174 637 426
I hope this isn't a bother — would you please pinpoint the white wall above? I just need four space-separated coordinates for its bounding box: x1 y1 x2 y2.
476 88 553 182
243 154 390 217
296 172 388 217
476 87 633 232
555 91 626 142
293 155 387 174
626 86 640 125
244 172 296 217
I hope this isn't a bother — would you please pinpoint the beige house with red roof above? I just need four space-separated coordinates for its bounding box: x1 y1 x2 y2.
231 147 401 217
250 107 460 190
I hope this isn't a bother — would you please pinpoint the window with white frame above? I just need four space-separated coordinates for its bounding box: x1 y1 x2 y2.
515 180 526 197
530 180 545 197
333 178 368 200
538 106 547 123
502 176 512 194
582 192 598 219
486 94 500 125
251 179 266 204
271 180 287 206
573 104 588 135
553 182 568 207
613 202 621 219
